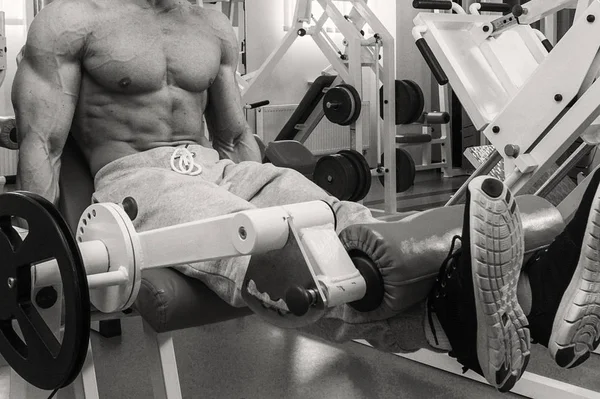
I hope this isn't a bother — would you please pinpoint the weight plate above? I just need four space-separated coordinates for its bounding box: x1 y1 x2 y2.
0 192 90 390
403 80 425 124
338 84 362 126
378 148 417 193
314 154 358 200
338 149 372 202
323 84 362 126
379 80 425 125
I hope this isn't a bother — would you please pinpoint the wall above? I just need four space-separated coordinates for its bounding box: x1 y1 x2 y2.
0 0 28 116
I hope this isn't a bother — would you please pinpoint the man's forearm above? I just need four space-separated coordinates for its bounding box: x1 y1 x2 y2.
16 140 61 204
214 128 262 163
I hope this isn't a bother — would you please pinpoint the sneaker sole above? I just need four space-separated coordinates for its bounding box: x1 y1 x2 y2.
469 177 530 392
549 185 600 368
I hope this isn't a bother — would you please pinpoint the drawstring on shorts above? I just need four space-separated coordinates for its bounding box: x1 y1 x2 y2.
170 145 203 176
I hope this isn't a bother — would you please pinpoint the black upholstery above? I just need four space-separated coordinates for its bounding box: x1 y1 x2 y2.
58 137 251 332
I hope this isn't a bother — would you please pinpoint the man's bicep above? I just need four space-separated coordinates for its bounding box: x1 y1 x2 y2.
205 63 247 136
12 6 84 145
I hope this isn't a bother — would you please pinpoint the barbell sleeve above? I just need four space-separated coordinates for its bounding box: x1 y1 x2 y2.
33 240 110 288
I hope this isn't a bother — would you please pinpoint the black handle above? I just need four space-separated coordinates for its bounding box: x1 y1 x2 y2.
121 197 138 221
412 0 453 10
2 175 16 185
415 38 448 86
477 2 511 13
512 4 525 17
541 39 553 53
285 286 318 317
244 100 270 109
423 112 450 125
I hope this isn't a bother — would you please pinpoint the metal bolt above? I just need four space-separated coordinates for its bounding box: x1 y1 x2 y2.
238 227 247 240
492 126 500 134
504 144 520 158
554 94 563 102
327 175 333 182
7 278 16 289
588 14 596 23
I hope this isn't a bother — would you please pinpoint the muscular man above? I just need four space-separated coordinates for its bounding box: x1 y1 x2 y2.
11 0 600 392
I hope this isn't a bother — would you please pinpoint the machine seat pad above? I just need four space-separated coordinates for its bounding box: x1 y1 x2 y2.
135 268 252 333
338 195 565 315
265 140 317 176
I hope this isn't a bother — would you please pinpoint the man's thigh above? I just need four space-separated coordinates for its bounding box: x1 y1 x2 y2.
93 166 256 231
223 161 331 208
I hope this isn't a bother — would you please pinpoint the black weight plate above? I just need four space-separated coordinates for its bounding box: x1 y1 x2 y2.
378 148 416 193
314 154 358 200
379 80 425 125
338 84 362 126
0 192 90 390
338 149 372 202
323 85 362 126
403 80 425 124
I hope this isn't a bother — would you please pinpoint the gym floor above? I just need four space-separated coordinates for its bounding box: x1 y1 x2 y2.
2 314 600 398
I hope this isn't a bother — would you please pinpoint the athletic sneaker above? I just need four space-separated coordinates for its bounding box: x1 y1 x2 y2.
427 176 530 392
525 168 600 368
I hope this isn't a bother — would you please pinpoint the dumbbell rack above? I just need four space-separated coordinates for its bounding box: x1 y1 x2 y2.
242 0 400 214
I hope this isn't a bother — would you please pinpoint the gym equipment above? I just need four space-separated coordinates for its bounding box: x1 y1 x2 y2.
323 84 362 126
0 189 384 390
0 192 90 390
0 12 5 88
379 79 425 125
242 0 400 214
413 0 600 212
0 116 18 150
378 148 417 193
313 149 371 201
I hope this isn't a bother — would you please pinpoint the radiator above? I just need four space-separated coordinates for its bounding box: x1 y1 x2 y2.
0 148 17 176
255 103 371 156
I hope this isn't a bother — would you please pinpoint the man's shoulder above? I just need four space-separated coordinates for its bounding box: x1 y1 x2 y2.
38 0 98 19
32 0 99 34
190 7 235 39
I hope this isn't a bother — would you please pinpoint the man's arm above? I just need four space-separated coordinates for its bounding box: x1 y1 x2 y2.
12 2 86 203
204 11 261 163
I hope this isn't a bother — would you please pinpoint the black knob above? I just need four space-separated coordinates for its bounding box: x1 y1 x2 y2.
512 5 524 17
9 128 17 144
122 197 138 221
285 286 318 316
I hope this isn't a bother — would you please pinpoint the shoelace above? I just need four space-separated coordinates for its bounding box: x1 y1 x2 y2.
170 146 202 176
427 235 462 346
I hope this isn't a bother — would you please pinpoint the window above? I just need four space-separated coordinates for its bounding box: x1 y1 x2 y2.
0 0 26 25
283 0 353 33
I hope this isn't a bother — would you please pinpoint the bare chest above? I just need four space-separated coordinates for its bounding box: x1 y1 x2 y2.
83 14 221 94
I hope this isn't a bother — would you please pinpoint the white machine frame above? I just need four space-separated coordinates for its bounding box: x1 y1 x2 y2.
0 11 6 88
414 0 600 211
241 0 399 214
12 199 368 398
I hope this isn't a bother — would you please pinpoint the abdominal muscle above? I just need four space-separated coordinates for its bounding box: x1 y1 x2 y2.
71 79 212 177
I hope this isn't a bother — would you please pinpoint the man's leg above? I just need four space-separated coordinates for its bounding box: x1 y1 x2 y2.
524 167 600 368
425 176 529 392
92 147 258 307
222 161 381 230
